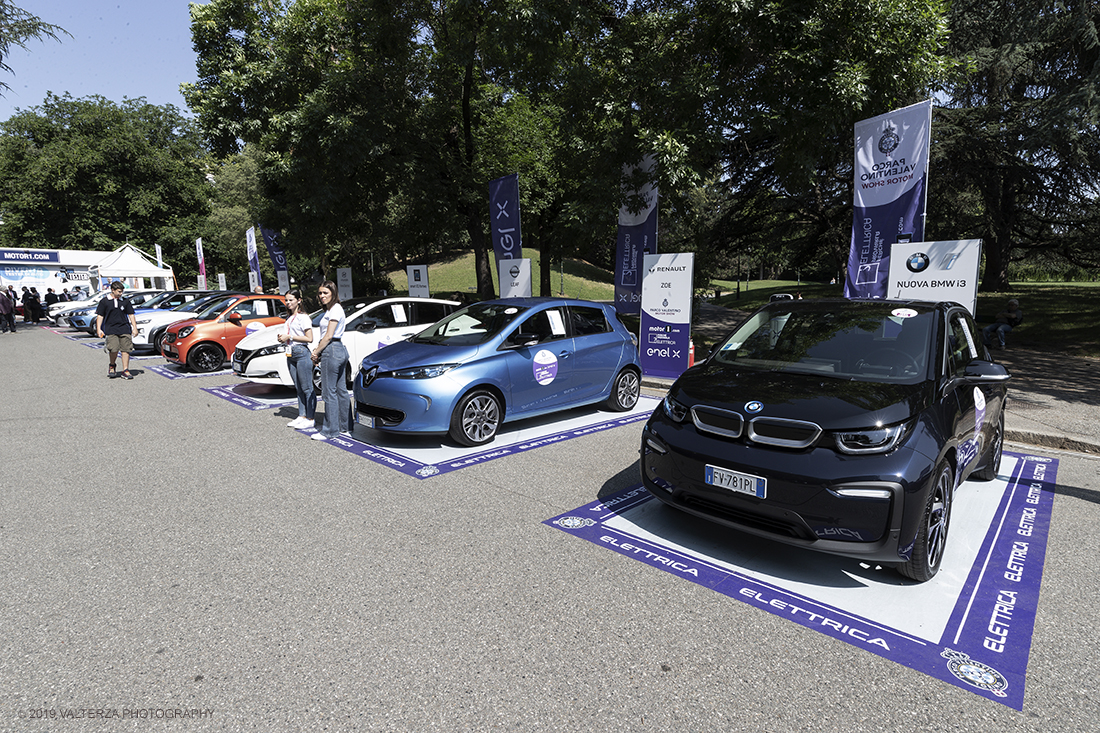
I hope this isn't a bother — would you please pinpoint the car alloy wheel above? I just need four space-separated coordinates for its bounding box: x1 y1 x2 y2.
606 368 640 412
900 460 953 582
450 390 501 447
187 343 225 373
973 411 1004 481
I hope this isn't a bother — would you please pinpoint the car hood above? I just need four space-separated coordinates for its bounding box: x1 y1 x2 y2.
237 326 281 350
672 362 934 430
360 338 484 372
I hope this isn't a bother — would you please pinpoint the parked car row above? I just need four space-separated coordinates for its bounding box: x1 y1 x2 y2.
56 292 1009 582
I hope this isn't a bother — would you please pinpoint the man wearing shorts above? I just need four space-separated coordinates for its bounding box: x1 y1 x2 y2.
95 282 138 379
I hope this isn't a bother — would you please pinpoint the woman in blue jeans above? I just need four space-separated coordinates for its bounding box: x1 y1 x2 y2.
279 289 316 429
311 281 351 440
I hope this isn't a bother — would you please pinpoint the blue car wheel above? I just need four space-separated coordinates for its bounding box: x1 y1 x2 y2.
449 389 502 447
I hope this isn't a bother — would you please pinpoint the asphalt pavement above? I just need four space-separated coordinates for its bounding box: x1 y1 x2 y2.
2 323 1099 732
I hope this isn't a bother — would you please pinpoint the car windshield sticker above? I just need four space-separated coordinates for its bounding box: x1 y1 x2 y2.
533 349 558 385
391 304 408 323
547 309 566 336
892 308 918 318
505 307 518 314
545 452 1056 711
255 300 270 316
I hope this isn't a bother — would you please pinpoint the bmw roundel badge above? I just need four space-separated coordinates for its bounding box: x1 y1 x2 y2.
745 401 763 413
906 252 930 273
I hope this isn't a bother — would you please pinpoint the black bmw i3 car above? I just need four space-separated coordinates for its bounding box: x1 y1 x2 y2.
640 298 1010 581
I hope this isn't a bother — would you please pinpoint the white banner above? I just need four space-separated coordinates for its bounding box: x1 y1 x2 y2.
407 265 429 298
337 268 353 300
498 258 532 298
887 240 982 316
639 253 694 379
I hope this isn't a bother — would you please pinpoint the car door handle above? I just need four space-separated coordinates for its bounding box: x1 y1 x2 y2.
559 351 571 358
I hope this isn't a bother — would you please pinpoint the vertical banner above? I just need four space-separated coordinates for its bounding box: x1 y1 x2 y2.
846 99 932 299
639 253 693 379
260 227 290 294
499 258 532 298
245 227 263 291
217 273 227 290
154 244 163 268
195 238 207 290
615 155 658 315
337 268 353 300
489 173 522 268
888 240 983 316
407 265 429 298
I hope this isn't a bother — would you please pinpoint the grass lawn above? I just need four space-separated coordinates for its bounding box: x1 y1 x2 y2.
384 252 1100 359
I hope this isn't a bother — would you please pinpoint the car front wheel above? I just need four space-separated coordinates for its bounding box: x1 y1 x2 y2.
605 368 640 411
187 343 225 373
899 460 954 582
449 390 502 447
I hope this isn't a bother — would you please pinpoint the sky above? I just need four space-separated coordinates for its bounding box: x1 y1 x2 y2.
0 1 201 121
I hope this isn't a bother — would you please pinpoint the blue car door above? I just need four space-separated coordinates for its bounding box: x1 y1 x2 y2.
567 304 626 403
504 306 576 415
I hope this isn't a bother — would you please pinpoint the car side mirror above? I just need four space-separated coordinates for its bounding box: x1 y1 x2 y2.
964 360 1011 383
227 313 242 324
357 319 377 333
505 330 539 349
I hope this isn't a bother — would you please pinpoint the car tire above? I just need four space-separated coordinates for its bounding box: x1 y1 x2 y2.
899 459 954 582
449 389 502 447
152 330 167 355
605 367 641 412
972 411 1004 481
187 343 225 373
313 364 323 395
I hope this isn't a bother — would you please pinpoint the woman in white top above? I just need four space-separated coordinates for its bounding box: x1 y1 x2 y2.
279 289 315 429
310 281 351 440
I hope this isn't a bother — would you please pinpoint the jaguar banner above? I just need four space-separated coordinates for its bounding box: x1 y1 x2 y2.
846 99 932 300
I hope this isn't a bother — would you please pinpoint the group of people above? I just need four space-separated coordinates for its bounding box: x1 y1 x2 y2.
278 280 352 441
0 284 89 332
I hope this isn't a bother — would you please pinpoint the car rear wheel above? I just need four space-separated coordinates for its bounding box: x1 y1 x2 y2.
605 368 640 412
899 460 954 582
152 330 167 355
972 411 1004 481
449 390 501 447
187 343 225 373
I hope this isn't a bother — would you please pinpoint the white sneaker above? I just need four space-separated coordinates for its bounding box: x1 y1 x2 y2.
299 419 315 429
287 417 304 428
311 432 329 441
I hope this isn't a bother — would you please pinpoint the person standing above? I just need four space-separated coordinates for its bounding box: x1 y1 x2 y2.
44 288 59 307
310 281 350 440
982 298 1024 350
95 281 138 379
0 287 14 333
279 289 316 429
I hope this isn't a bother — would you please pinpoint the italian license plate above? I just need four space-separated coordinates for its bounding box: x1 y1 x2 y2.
231 359 242 373
705 465 766 499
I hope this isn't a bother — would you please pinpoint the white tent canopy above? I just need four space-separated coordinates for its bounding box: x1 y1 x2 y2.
88 244 176 288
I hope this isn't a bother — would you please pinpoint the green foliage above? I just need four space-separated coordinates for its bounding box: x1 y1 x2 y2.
0 0 68 93
0 94 211 268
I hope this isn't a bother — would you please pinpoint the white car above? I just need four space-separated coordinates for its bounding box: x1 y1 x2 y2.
53 289 161 326
232 296 460 391
134 291 247 352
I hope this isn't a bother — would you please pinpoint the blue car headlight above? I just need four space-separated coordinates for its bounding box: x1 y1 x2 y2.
392 363 459 379
834 421 911 454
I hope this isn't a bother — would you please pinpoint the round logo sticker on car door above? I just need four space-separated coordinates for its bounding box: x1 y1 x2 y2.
533 349 558 385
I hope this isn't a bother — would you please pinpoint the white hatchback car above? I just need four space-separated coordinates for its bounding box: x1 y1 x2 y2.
232 296 460 391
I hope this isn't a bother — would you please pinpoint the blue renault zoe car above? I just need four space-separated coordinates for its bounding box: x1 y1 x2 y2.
353 298 642 446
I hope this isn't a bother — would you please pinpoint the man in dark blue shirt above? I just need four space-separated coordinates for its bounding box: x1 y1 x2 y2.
95 282 138 379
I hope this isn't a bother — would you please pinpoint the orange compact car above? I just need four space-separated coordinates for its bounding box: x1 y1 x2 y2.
161 293 288 372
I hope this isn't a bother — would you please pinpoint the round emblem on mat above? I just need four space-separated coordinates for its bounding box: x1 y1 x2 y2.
415 465 440 477
555 516 595 530
941 649 1008 697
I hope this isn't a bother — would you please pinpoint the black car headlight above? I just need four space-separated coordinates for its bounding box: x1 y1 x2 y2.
392 363 458 379
834 421 910 454
662 395 689 422
177 325 195 339
256 344 287 357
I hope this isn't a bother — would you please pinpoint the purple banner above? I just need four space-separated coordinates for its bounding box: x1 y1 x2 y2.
614 156 657 315
546 451 1056 710
260 227 288 272
846 100 931 299
489 173 522 269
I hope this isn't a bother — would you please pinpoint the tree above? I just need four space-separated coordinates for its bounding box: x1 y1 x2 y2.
0 0 68 95
928 0 1100 289
0 94 211 265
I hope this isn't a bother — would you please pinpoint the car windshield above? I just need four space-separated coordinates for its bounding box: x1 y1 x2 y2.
308 298 375 328
174 293 233 313
193 295 242 320
412 302 528 346
712 301 935 382
138 292 174 309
